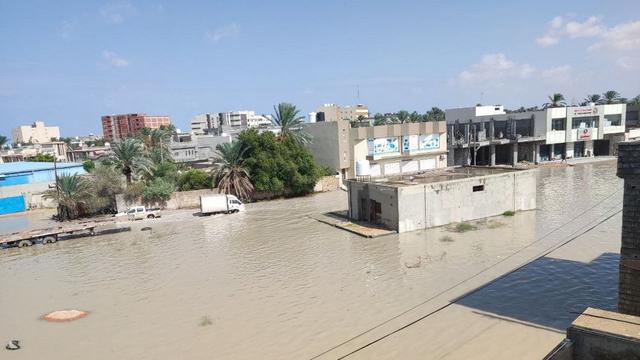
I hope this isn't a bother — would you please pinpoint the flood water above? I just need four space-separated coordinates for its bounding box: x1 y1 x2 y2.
0 160 623 359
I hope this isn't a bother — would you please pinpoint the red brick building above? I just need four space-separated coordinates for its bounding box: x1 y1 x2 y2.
101 113 171 141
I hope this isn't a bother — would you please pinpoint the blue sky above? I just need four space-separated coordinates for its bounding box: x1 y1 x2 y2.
1 0 639 136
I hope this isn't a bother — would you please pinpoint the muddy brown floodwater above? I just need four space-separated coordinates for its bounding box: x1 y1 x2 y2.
0 160 623 359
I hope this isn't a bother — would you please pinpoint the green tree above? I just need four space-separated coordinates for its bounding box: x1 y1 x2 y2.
396 110 410 124
142 178 175 203
409 111 421 123
178 169 212 191
212 141 254 200
27 153 55 162
373 113 387 126
44 173 93 220
238 129 321 197
629 95 640 106
271 102 311 144
543 93 566 108
83 160 95 172
107 138 152 185
424 107 445 122
0 135 8 149
584 94 601 104
602 90 623 104
88 163 124 214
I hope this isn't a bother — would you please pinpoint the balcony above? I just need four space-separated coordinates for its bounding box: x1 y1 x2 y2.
602 125 625 135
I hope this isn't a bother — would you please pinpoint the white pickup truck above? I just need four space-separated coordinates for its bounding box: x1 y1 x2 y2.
114 206 161 220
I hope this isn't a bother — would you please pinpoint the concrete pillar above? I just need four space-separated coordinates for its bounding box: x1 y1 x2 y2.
489 119 495 140
617 141 640 316
490 144 496 166
512 142 518 167
533 143 539 164
550 144 555 160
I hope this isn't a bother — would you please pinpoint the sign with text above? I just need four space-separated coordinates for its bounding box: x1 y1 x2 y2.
578 128 592 140
573 107 598 116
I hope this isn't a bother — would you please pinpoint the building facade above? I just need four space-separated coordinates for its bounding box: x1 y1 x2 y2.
12 121 60 144
170 134 232 163
102 113 171 141
446 104 627 166
305 121 447 179
190 111 272 135
315 104 369 122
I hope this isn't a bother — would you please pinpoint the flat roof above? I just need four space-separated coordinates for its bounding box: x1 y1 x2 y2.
0 161 83 176
355 166 525 187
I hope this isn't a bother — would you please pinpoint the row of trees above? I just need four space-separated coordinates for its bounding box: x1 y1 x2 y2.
368 107 445 127
44 103 325 220
544 91 640 108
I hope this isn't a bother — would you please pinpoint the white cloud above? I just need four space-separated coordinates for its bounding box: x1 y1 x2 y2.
457 53 535 83
102 51 129 67
205 23 240 43
541 65 572 79
58 20 77 38
100 2 137 24
536 35 559 47
592 20 640 51
536 15 604 47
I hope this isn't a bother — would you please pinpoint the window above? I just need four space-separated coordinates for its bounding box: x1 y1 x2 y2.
551 118 566 130
572 116 598 129
473 185 484 192
605 114 622 126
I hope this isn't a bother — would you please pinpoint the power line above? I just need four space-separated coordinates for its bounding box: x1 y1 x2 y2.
335 207 622 359
309 188 623 360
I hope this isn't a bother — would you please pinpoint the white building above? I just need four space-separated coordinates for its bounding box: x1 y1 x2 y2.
12 121 60 144
446 104 627 166
191 111 272 135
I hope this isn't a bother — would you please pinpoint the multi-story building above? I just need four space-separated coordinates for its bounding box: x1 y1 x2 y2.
169 133 232 163
304 121 447 179
445 104 627 166
190 111 272 135
12 121 60 144
101 113 171 141
315 104 369 122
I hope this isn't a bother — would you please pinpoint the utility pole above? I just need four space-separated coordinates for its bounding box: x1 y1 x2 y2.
53 157 61 220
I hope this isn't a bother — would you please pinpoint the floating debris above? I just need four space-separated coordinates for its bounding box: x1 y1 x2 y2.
5 340 20 350
141 227 152 232
404 257 422 269
199 315 213 327
41 310 88 322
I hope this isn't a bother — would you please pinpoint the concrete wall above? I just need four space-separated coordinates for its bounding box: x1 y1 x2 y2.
304 121 350 172
116 189 219 212
347 169 537 233
313 175 340 192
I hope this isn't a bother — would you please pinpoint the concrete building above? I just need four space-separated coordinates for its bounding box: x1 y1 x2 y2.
446 104 627 166
315 104 369 122
170 134 232 163
12 121 60 144
0 141 69 163
346 167 536 233
305 121 447 179
191 111 272 135
102 113 171 141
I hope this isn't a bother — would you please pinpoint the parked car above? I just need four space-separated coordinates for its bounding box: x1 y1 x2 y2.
114 206 161 220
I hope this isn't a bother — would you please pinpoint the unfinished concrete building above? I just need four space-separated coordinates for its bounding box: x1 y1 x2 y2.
346 167 537 233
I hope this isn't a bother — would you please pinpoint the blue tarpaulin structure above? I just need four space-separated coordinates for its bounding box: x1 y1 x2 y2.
0 195 26 215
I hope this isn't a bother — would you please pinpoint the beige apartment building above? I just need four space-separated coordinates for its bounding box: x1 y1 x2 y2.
12 121 60 144
315 103 369 122
305 121 447 179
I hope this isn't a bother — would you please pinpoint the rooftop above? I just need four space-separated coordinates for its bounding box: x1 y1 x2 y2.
353 166 527 187
0 161 83 176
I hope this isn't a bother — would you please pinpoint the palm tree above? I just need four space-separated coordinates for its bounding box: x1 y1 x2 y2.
212 141 254 201
395 110 410 124
373 113 387 126
107 138 152 185
44 173 93 220
628 95 640 106
584 94 601 104
0 135 7 149
543 93 566 108
602 90 623 104
425 107 445 122
271 102 311 144
409 111 421 123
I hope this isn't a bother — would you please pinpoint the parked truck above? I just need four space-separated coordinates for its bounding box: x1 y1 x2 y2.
200 194 245 215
